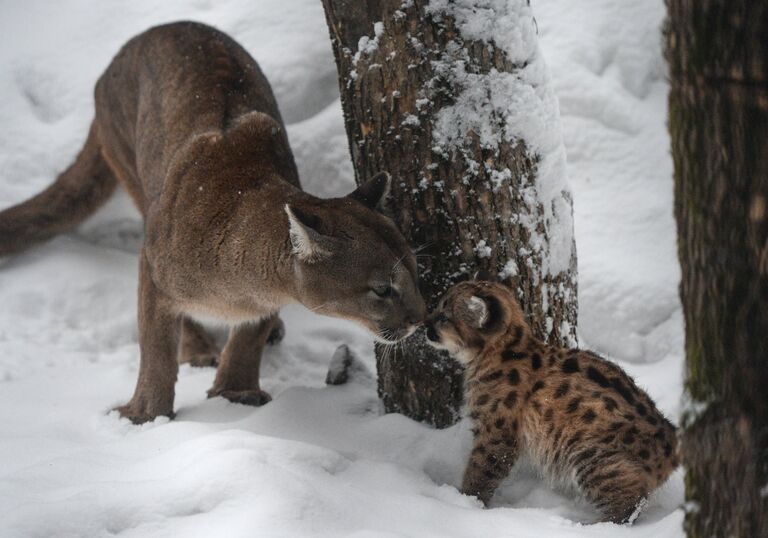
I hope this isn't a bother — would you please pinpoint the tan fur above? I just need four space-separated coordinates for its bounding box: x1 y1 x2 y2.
0 22 425 423
425 281 678 523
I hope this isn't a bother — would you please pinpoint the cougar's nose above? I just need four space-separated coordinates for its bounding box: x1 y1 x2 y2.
407 312 423 325
409 295 427 325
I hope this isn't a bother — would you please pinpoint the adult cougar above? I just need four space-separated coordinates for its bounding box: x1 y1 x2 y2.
0 22 425 423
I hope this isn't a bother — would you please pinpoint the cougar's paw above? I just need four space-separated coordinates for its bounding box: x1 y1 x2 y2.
113 401 174 425
208 388 272 407
266 317 285 345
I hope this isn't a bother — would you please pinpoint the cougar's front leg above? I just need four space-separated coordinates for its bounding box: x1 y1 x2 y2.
207 315 279 406
115 250 180 424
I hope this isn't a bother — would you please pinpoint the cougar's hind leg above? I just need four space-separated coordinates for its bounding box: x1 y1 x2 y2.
266 315 285 345
207 315 279 406
578 456 652 524
179 318 220 367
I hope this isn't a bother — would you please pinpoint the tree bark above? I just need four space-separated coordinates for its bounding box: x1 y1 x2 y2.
321 0 578 427
666 1 768 536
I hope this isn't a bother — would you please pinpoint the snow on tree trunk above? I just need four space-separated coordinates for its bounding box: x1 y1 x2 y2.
666 1 768 536
321 0 578 428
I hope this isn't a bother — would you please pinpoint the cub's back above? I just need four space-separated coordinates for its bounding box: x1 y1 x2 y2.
519 348 678 486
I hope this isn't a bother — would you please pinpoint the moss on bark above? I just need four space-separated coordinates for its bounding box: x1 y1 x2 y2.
666 1 768 535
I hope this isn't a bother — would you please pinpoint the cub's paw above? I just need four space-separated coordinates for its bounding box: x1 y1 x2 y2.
113 401 174 425
208 388 272 407
266 317 285 345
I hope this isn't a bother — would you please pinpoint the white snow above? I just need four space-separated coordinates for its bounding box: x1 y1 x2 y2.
475 240 493 258
0 0 684 537
427 0 537 64
534 0 682 366
499 259 520 280
355 22 386 66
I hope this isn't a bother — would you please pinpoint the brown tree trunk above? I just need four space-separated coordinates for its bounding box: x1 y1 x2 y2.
321 0 578 427
666 1 768 536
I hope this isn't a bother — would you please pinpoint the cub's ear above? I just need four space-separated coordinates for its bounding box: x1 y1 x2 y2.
465 296 489 328
473 268 495 282
285 205 335 263
348 171 391 210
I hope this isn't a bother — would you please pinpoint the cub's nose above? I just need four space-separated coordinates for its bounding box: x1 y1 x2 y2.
425 322 439 342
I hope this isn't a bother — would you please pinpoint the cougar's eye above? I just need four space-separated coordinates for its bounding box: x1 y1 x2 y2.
371 284 393 298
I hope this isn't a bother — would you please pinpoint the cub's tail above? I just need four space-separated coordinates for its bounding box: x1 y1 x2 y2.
0 122 117 256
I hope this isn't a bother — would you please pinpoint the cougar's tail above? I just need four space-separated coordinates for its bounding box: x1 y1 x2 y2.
0 122 117 256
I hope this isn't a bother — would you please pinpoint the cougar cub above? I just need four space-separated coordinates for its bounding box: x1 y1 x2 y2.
425 281 678 523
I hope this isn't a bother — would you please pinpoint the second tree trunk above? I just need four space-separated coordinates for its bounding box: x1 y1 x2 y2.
321 0 578 427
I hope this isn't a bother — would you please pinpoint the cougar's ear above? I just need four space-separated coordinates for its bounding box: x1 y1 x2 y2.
285 205 335 263
348 172 391 210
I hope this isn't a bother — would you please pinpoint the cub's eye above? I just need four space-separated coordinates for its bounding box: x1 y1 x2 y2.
371 284 393 298
436 313 449 323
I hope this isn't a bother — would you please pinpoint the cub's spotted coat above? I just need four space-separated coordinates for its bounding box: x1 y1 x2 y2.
425 281 678 523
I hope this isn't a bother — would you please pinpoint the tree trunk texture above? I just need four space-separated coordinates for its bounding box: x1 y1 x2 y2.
666 1 768 536
321 0 578 427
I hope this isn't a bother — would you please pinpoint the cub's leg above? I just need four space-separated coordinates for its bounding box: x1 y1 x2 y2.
115 250 180 423
578 457 651 523
461 433 519 505
206 315 279 406
178 318 219 367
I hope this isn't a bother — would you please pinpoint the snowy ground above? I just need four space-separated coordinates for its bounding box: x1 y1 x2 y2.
0 1 684 537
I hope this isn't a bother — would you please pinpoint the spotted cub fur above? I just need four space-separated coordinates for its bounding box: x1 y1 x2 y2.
425 281 678 523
